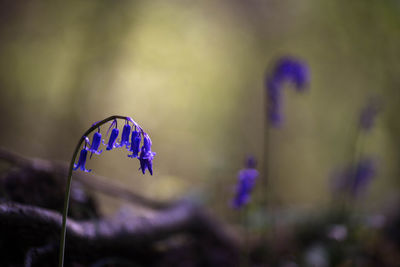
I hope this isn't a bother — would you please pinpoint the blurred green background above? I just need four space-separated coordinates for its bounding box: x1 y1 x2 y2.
0 0 399 216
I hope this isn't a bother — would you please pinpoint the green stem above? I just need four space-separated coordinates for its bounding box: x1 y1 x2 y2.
239 206 250 267
262 84 271 263
338 125 365 214
348 129 365 202
58 115 141 267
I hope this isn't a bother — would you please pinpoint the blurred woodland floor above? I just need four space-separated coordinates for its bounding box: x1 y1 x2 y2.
1 148 400 266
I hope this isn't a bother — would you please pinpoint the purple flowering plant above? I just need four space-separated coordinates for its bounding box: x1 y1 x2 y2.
259 56 310 215
88 131 103 158
266 57 310 127
59 115 155 267
351 158 376 196
330 99 381 202
73 139 92 172
331 158 377 198
232 156 259 209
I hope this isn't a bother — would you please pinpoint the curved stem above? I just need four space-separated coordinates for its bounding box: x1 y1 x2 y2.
58 115 140 267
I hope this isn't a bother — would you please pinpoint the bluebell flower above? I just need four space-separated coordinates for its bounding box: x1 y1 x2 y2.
143 134 152 152
331 158 377 197
73 148 92 172
352 158 376 196
137 134 156 175
232 168 259 209
273 57 310 90
138 146 156 175
106 128 119 150
231 156 259 209
359 99 381 132
117 123 131 148
266 56 310 126
128 130 141 158
88 131 103 158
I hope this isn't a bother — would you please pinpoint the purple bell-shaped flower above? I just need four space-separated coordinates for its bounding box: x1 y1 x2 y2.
137 134 156 175
106 128 119 150
138 146 156 175
128 130 141 158
117 123 131 148
73 148 92 172
143 134 152 152
88 131 103 158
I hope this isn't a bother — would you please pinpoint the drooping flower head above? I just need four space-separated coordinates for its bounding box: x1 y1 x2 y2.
72 116 155 176
73 138 92 173
272 57 310 90
232 155 259 209
117 122 132 148
88 130 103 158
266 56 310 127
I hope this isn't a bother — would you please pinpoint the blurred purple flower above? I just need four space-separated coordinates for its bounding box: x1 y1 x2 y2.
273 57 310 90
351 158 376 196
73 148 92 173
232 156 259 209
232 169 259 209
266 56 310 127
359 99 381 131
331 158 377 197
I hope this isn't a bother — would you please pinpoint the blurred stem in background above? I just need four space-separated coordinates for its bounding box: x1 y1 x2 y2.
348 98 381 208
331 97 381 216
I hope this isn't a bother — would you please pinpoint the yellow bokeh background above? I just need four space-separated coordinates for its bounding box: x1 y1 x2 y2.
0 0 399 217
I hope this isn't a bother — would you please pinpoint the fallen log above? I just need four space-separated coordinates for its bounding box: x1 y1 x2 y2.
0 201 239 266
0 147 239 266
0 147 167 210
